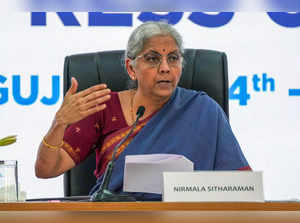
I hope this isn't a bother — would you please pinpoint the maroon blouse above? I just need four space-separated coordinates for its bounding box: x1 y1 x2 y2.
62 92 130 176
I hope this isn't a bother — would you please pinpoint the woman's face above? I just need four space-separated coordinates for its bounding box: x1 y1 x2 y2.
127 35 183 100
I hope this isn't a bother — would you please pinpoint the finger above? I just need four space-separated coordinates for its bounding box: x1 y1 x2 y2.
66 77 78 96
81 104 107 118
78 84 108 98
83 88 111 104
79 94 111 111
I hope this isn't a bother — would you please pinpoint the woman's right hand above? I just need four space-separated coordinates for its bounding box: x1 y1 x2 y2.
55 77 111 126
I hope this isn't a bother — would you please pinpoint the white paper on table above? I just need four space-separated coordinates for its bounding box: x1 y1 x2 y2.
123 154 193 194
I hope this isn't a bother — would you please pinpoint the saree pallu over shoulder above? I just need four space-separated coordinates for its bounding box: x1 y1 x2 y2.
94 120 148 178
90 87 251 199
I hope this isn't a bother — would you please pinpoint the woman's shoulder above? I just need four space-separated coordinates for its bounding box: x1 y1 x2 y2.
177 87 214 104
99 90 128 130
176 87 224 113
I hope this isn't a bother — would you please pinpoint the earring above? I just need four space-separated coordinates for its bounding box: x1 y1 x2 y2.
131 76 136 80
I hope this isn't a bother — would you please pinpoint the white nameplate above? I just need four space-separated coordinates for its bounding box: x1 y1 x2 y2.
163 171 264 202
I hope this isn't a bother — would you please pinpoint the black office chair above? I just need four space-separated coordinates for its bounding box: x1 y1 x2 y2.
63 49 229 197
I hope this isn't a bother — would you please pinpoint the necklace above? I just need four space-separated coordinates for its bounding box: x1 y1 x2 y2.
130 90 136 124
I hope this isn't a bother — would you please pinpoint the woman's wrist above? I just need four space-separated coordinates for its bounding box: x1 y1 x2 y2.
42 118 67 151
42 137 64 150
53 111 68 129
43 114 68 145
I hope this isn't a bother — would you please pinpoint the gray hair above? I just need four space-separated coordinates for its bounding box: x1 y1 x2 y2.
126 21 184 60
125 21 184 89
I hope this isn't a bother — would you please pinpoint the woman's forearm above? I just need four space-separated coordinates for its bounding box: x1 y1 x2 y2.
35 118 74 178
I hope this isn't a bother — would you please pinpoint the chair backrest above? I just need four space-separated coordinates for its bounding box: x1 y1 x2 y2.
63 49 229 196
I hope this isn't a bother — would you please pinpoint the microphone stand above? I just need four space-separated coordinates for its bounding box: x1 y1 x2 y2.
90 106 145 202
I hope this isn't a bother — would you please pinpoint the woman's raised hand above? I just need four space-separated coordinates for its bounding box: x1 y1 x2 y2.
55 77 111 126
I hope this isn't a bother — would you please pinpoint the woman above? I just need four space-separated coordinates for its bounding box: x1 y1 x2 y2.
35 21 250 201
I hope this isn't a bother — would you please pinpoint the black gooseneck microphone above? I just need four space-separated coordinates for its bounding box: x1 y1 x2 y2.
90 106 145 202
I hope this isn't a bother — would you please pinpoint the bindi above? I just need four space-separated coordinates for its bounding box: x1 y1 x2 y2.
162 49 166 52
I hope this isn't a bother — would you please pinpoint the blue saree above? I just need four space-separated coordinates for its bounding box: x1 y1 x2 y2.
90 87 250 201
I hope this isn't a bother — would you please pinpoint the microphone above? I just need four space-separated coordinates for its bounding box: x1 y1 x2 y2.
90 106 145 202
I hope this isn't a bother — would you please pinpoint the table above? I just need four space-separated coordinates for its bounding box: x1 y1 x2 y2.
1 202 300 223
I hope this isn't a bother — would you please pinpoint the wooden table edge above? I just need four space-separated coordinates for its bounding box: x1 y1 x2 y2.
1 202 300 211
